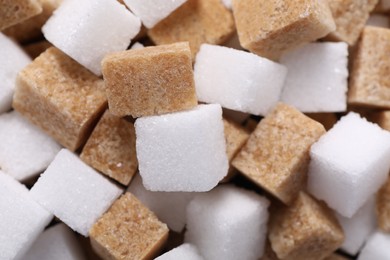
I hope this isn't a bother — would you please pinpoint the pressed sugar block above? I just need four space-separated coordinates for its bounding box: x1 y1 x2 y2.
0 33 31 114
135 104 228 192
280 42 349 113
366 14 389 28
232 103 326 205
80 110 138 186
348 27 390 109
21 223 86 260
269 192 344 260
358 232 390 259
232 0 336 60
30 149 123 236
90 193 169 260
377 176 390 232
148 0 235 56
13 47 107 151
155 244 203 260
0 172 52 260
185 185 270 260
42 0 141 75
123 0 187 28
102 42 197 118
0 0 42 31
308 112 390 218
195 44 287 116
0 111 61 181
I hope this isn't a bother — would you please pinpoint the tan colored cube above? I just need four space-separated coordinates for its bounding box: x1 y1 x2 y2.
24 40 52 59
325 0 378 45
232 0 336 60
90 193 169 260
102 42 197 118
269 192 344 260
348 26 390 109
370 110 390 131
81 110 138 186
376 176 390 232
232 103 326 205
13 47 107 151
148 0 235 57
0 0 42 31
306 113 338 131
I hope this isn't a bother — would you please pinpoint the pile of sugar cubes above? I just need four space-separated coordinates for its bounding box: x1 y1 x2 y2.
3 0 390 259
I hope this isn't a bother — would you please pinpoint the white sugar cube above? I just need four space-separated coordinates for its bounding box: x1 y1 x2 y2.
30 149 123 236
366 14 389 28
123 0 187 28
127 174 195 232
43 0 141 75
21 223 86 260
194 44 287 116
280 42 348 113
337 196 376 255
358 232 390 260
0 172 52 260
135 104 228 192
155 244 203 260
0 33 31 114
308 112 390 217
0 111 61 181
185 185 269 260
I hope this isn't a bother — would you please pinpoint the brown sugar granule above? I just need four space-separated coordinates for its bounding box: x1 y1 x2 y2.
0 0 42 31
376 176 390 232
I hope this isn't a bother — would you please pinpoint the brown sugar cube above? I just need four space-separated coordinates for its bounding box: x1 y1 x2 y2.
102 42 197 118
232 0 336 60
13 47 107 151
147 0 235 57
80 110 138 186
376 176 390 232
90 193 169 260
269 192 345 260
0 0 42 31
306 113 338 131
23 40 52 59
325 0 378 45
348 26 390 109
232 103 326 205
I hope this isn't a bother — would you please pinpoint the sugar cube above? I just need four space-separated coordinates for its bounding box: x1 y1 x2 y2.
0 0 42 31
377 176 390 232
358 232 390 260
155 244 203 260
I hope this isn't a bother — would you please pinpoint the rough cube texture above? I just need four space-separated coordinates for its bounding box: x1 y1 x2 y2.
0 0 42 31
280 42 349 113
308 112 390 218
13 47 107 151
348 27 390 109
232 0 336 60
0 111 61 181
148 0 235 56
269 192 344 260
195 44 287 116
90 193 169 260
81 110 138 186
377 176 390 232
155 244 203 260
358 232 390 259
102 42 197 117
0 172 52 260
366 14 389 28
42 0 141 75
232 103 326 205
135 104 228 192
185 185 270 260
30 149 123 236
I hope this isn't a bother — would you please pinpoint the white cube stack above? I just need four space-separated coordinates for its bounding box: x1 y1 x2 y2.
30 149 123 236
185 185 269 260
366 15 389 28
0 111 61 181
308 112 390 218
155 244 204 260
358 232 390 260
0 172 52 260
21 223 86 260
0 33 31 114
43 0 141 75
127 174 195 232
135 104 228 192
280 42 348 112
194 44 287 116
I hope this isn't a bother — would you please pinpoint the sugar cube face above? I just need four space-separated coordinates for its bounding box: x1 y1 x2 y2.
42 0 141 75
357 232 390 260
377 176 390 232
0 111 61 181
195 44 287 116
128 174 195 232
0 172 52 260
0 0 42 30
308 112 390 217
135 104 228 192
90 193 169 260
21 223 86 260
30 149 123 236
232 0 336 60
366 14 389 28
280 42 349 113
0 33 31 114
155 244 203 260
